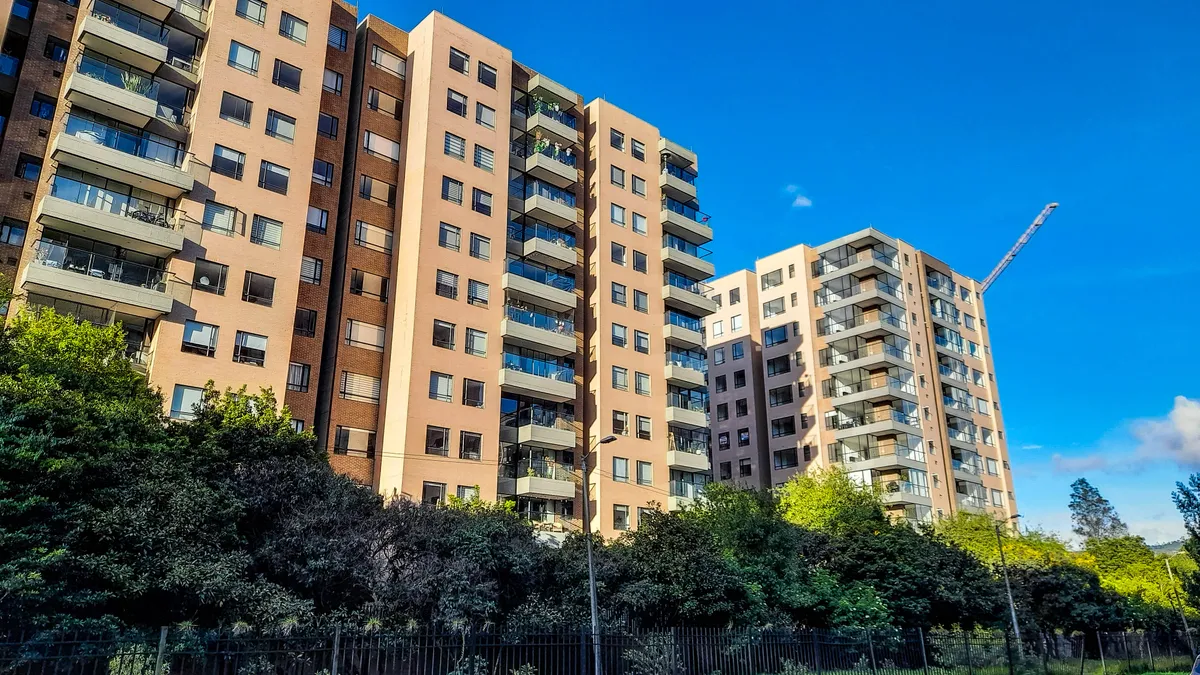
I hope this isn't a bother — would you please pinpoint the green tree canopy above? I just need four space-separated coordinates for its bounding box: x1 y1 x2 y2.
776 467 887 535
1070 478 1128 540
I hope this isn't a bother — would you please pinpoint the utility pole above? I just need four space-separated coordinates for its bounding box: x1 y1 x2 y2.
1166 557 1195 657
581 434 616 675
995 516 1023 653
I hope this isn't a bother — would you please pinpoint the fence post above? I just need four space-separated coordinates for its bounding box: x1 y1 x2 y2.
813 630 823 675
1121 632 1131 674
1079 634 1087 675
1005 628 1016 675
580 626 589 675
867 628 879 675
154 626 168 675
1147 632 1155 673
1097 632 1106 675
917 627 929 675
965 632 975 675
331 626 341 675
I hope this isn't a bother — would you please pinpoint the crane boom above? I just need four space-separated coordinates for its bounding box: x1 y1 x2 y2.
980 203 1058 293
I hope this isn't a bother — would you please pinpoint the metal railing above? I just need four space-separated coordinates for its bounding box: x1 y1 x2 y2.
664 271 711 295
668 432 708 455
662 161 697 184
819 341 909 367
947 426 979 445
511 140 577 167
665 311 703 332
829 442 926 464
667 391 708 412
928 271 957 296
663 233 711 258
504 304 574 335
501 406 574 432
814 278 904 307
77 54 160 100
824 408 919 430
662 196 710 224
952 458 982 475
62 113 184 167
666 350 706 372
501 458 574 481
934 333 965 354
823 375 915 398
816 310 906 336
505 258 576 292
502 352 574 382
527 99 577 129
31 240 167 292
507 220 576 249
811 248 900 276
957 493 988 509
49 174 183 230
930 304 961 324
91 0 170 44
943 394 975 413
938 363 971 384
512 178 576 207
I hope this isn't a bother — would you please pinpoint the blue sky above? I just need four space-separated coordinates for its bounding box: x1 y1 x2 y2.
357 0 1200 543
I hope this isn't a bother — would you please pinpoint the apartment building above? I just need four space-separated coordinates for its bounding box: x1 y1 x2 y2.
705 230 1017 525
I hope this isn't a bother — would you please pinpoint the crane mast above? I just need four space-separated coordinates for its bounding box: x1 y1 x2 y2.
980 203 1058 293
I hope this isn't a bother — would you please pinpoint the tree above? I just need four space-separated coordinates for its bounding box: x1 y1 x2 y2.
936 511 1073 566
1070 478 1128 540
776 467 887 535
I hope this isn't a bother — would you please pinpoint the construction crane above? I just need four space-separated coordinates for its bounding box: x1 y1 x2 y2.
979 203 1058 293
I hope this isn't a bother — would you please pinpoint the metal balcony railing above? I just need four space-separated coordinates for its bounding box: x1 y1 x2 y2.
501 406 575 432
501 459 574 481
49 174 183 230
665 311 703 332
62 113 184 167
824 408 919 430
504 304 573 335
502 352 574 383
507 221 576 249
662 196 710 224
663 233 711 259
816 310 906 336
505 258 575 292
662 162 697 185
31 239 167 292
91 0 169 44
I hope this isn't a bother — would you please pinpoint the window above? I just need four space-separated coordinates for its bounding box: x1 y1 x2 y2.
476 102 495 129
763 298 786 317
449 47 469 74
761 270 783 289
322 69 343 95
351 269 388 301
611 282 627 306
736 399 748 417
0 219 25 246
233 331 268 367
977 399 991 415
228 41 259 75
791 292 798 307
444 132 466 159
345 319 385 351
613 505 630 531
219 92 252 126
631 139 645 160
632 212 647 235
439 223 461 251
432 320 455 349
613 411 629 436
469 233 490 260
467 280 489 307
716 404 728 421
610 129 624 150
193 259 228 295
964 314 976 330
312 159 334 187
333 427 375 458
766 355 791 376
287 362 310 392
15 154 41 181
371 45 405 78
242 271 275 306
610 203 626 226
612 366 628 390
634 330 649 354
632 175 646 196
633 290 648 313
462 379 485 407
435 270 458 299
732 342 744 360
328 24 349 51
633 250 647 273
472 188 493 216
771 416 796 437
355 221 393 254
720 462 732 480
43 36 69 62
982 428 995 446
258 161 290 194
212 145 245 180
442 176 464 204
613 457 629 481
340 371 381 403
459 432 482 460
264 110 297 142
769 385 793 407
368 88 402 119
250 215 283 249
774 448 799 470
364 131 401 162
425 426 450 456
478 62 497 87
992 489 1005 507
738 429 751 447
718 432 731 450
636 460 652 484
181 320 218 357
360 176 396 206
788 264 796 278
447 89 467 117
299 256 322 285
291 420 305 433
731 314 743 332
474 145 494 172
235 0 265 24
279 12 307 43
306 206 328 235
202 201 238 235
973 369 985 386
986 458 1000 475
715 375 727 392
612 323 627 347
734 370 746 388
740 458 752 477
170 385 204 420
421 481 446 504
611 165 625 188
711 320 724 338
611 242 627 265
635 372 651 396
763 326 788 347
429 372 453 402
30 93 56 120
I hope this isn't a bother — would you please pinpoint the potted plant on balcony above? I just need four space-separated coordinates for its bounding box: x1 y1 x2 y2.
121 71 153 96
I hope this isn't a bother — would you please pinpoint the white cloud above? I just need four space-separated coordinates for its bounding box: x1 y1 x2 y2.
1021 444 1044 450
783 184 812 208
1050 396 1200 475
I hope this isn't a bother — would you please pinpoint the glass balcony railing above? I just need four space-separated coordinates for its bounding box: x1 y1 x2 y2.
825 408 919 430
879 480 929 498
505 258 576 292
511 140 577 168
662 196 710 224
501 459 574 482
934 334 965 354
666 351 706 372
174 0 206 23
664 271 711 295
662 162 697 185
91 0 170 45
670 480 703 499
511 179 576 208
502 352 574 383
957 493 987 509
0 54 21 77
928 273 957 297
62 114 185 167
507 221 576 249
812 249 901 276
816 310 906 336
502 406 575 432
943 395 975 413
77 54 160 101
31 239 167 292
667 391 708 412
938 364 970 384
49 174 182 230
830 443 926 465
823 375 915 398
952 458 982 475
947 427 978 445
819 341 909 367
527 100 577 130
669 433 708 455
930 305 961 325
504 304 573 335
663 233 711 259
815 279 904 306
665 311 703 333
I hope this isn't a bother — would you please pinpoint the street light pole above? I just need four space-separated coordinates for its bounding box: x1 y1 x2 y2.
995 515 1022 653
581 434 616 675
1166 556 1195 657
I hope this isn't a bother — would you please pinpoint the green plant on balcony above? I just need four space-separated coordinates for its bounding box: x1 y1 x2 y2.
121 70 153 96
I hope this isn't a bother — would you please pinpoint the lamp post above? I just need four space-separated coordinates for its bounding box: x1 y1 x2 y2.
581 434 616 675
995 514 1022 652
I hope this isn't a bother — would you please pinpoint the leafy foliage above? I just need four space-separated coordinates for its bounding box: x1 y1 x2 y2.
1069 478 1128 540
776 468 887 535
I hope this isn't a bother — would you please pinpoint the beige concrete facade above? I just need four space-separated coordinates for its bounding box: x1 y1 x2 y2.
704 230 1017 525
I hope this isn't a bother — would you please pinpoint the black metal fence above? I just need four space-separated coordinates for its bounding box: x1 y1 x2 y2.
0 627 1194 675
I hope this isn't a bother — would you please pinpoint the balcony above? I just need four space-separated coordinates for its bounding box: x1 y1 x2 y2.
66 55 169 127
937 362 971 386
666 434 711 472
498 460 576 500
522 100 578 146
501 304 575 356
502 259 576 313
819 341 910 374
946 425 980 452
666 392 708 430
500 408 576 451
668 479 702 511
21 240 173 318
952 457 984 483
79 1 170 72
119 0 206 32
528 74 577 111
38 174 186 255
663 312 704 350
661 233 715 280
816 307 908 340
661 196 713 245
499 353 576 402
943 394 975 420
957 492 987 513
507 221 576 270
659 138 697 170
52 115 193 197
933 332 966 357
829 440 926 472
822 373 917 406
511 141 577 188
824 407 920 440
664 351 706 388
877 480 932 507
811 248 901 281
927 270 958 300
511 179 576 228
814 276 904 310
659 162 697 201
663 272 718 316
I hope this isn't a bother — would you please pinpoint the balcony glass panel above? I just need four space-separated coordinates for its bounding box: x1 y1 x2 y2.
49 173 181 230
511 139 577 167
62 113 184 166
663 162 697 185
508 221 575 249
502 352 574 382
77 54 160 100
662 196 710 224
663 233 711 258
91 0 170 44
31 239 166 291
504 304 573 335
505 258 575 292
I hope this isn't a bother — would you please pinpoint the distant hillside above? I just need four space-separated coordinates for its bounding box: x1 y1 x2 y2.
1150 538 1186 554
